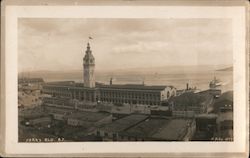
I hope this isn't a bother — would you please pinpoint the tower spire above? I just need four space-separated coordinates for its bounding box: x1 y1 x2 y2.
86 42 91 53
87 42 90 49
83 41 95 88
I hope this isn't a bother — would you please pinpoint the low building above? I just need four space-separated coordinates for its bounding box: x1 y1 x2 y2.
96 104 112 113
172 110 195 118
195 114 218 132
44 106 74 121
44 106 74 114
42 97 75 109
18 84 44 107
197 89 222 98
150 109 172 117
19 106 46 119
111 117 195 141
212 91 233 113
192 114 218 141
168 91 213 114
151 118 195 141
18 77 44 93
52 113 66 121
119 118 169 141
18 77 44 84
216 106 233 140
29 116 52 126
94 114 149 141
18 91 42 107
150 106 172 117
67 111 112 128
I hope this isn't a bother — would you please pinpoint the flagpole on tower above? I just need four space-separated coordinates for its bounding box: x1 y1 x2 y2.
88 36 93 43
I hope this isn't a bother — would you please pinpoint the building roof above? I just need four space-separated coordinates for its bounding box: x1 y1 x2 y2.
99 84 169 91
218 91 233 102
43 81 172 91
18 77 44 83
46 81 76 86
44 81 103 90
152 119 193 140
168 92 212 109
212 91 233 113
119 118 170 138
220 120 233 126
99 114 148 133
219 129 233 139
67 111 111 122
45 106 75 114
196 114 218 119
217 111 233 122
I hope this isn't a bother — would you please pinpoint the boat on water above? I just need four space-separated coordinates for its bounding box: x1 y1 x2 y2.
209 76 222 89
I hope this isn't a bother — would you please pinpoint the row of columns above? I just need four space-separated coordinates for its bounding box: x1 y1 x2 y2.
72 90 97 102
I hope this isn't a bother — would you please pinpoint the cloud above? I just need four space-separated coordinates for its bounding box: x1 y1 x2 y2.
111 41 169 55
18 18 233 72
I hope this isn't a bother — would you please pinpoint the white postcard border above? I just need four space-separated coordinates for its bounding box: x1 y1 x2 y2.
4 6 247 155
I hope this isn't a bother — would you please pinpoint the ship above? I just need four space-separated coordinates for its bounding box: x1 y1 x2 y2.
209 76 222 89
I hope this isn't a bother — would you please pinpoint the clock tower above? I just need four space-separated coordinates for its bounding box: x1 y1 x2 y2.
83 42 95 88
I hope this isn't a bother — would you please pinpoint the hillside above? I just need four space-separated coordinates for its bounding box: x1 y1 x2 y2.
216 67 233 71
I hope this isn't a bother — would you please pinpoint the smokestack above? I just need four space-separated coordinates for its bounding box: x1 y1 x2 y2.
110 77 113 85
186 83 189 90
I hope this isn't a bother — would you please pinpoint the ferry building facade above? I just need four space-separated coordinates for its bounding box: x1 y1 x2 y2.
42 43 176 106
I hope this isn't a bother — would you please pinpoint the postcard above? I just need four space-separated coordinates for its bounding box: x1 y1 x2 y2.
1 0 248 157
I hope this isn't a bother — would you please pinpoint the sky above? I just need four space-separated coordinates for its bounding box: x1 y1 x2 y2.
18 18 233 72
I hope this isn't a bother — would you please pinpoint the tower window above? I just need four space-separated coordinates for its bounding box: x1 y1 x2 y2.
167 91 170 98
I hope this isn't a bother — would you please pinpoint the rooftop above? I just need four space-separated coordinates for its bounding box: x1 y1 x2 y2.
220 120 233 126
217 91 233 102
212 91 233 113
196 114 218 119
45 81 104 89
18 77 44 83
46 81 76 86
219 129 233 139
119 118 170 138
99 84 169 91
45 106 75 114
99 114 149 133
44 81 172 91
67 111 111 122
152 118 193 140
217 111 233 122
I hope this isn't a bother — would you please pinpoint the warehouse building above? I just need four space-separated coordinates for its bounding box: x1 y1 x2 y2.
94 114 149 141
93 115 195 141
67 111 112 127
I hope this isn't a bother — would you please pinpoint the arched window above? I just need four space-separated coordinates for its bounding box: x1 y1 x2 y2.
167 91 170 98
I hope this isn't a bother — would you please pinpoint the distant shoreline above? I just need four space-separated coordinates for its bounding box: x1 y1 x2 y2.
216 67 233 72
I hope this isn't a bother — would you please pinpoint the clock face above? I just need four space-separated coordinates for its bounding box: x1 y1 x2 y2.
84 58 94 64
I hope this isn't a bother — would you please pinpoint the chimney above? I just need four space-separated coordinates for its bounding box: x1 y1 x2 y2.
186 83 189 90
110 77 113 85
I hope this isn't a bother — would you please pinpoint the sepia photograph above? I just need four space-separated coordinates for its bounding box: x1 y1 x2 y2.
18 18 234 142
1 1 248 157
